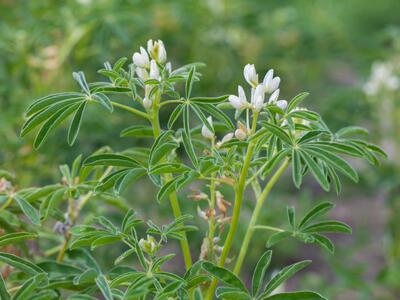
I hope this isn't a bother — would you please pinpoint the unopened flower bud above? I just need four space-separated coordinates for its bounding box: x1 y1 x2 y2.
138 235 157 254
197 206 208 220
235 129 247 140
143 97 152 109
269 89 280 103
276 100 287 110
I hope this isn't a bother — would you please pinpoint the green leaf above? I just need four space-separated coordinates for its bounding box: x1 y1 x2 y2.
266 231 292 247
73 71 90 94
292 149 302 188
336 126 369 138
263 260 311 295
92 93 114 112
0 252 43 275
120 125 154 137
95 274 113 300
84 154 140 168
182 124 198 167
197 103 234 130
0 232 37 247
299 150 330 192
287 92 309 112
149 130 174 165
191 105 214 133
114 168 146 194
0 273 10 300
13 194 40 225
157 177 179 202
202 261 247 292
287 207 296 229
302 220 352 233
168 104 184 129
298 202 334 229
261 122 292 145
150 163 191 174
190 95 229 104
252 250 272 296
13 273 48 300
186 66 196 98
262 291 326 300
215 288 251 299
68 101 87 146
304 147 358 182
312 234 335 254
34 102 81 149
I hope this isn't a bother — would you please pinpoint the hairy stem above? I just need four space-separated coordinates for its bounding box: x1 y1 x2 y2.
233 158 289 274
151 101 193 270
206 112 258 299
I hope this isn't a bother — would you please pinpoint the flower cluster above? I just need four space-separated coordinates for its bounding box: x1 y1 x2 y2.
228 64 287 112
132 39 170 109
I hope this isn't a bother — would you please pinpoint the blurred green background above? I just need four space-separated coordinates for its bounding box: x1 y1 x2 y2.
1 0 400 299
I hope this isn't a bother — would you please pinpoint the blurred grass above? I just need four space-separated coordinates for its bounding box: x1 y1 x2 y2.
1 0 400 298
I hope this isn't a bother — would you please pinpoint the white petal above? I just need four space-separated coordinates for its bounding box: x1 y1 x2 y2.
149 60 160 79
221 132 234 143
229 95 241 109
238 85 247 106
269 89 280 103
201 116 214 139
271 77 280 92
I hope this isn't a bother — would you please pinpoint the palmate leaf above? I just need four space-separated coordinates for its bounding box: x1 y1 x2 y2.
95 274 113 300
13 194 40 225
84 153 141 168
287 92 309 112
13 273 48 300
298 202 334 229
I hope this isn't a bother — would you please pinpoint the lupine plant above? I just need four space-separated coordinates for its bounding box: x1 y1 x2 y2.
0 39 386 299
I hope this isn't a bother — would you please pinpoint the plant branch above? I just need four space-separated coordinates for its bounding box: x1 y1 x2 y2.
233 158 289 274
111 101 151 120
151 99 193 270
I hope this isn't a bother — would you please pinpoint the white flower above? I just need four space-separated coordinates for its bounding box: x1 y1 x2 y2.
228 85 247 110
197 206 208 220
251 84 265 111
135 67 148 80
132 46 149 68
201 116 214 139
276 100 287 110
147 39 167 63
268 89 280 103
244 64 258 87
263 69 280 93
149 60 160 80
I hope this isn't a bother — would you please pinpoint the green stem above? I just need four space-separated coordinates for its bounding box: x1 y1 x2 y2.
111 101 151 120
233 158 289 274
151 101 193 270
208 173 216 261
206 112 258 300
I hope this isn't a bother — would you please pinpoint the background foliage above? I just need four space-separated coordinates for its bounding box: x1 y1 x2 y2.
1 0 399 299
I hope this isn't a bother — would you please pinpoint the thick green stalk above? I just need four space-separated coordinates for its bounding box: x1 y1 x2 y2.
206 113 258 300
208 173 216 260
151 102 193 270
233 158 289 274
